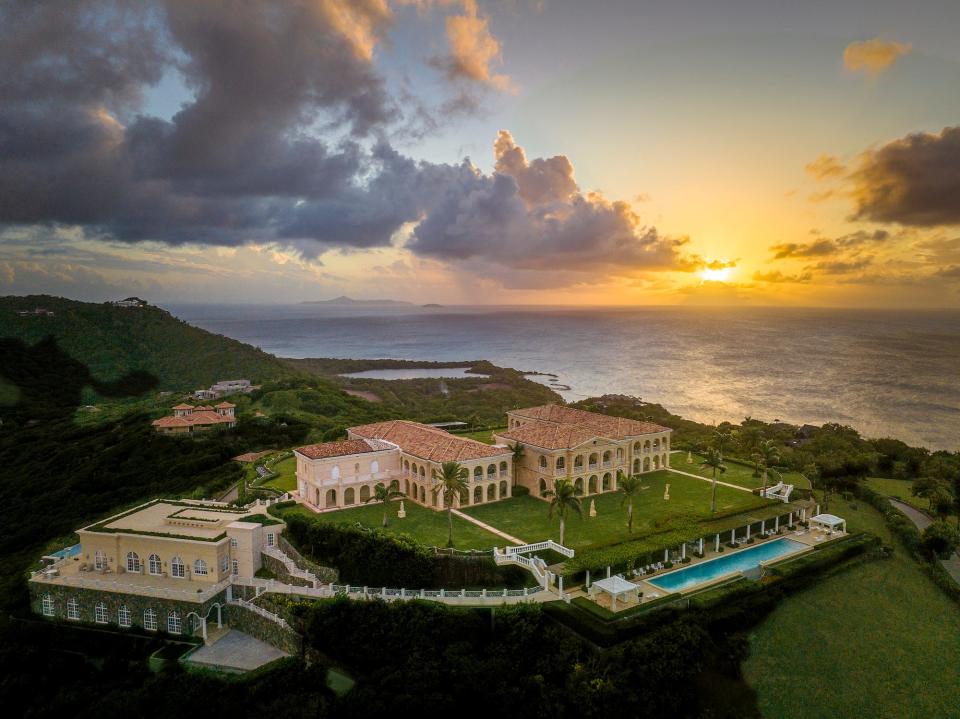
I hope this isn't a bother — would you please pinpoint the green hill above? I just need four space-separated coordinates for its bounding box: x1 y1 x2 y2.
0 295 295 391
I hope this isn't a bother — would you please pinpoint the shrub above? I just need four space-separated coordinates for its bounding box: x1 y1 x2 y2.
511 486 530 497
919 521 960 559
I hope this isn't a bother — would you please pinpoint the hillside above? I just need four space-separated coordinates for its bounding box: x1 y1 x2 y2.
0 295 296 392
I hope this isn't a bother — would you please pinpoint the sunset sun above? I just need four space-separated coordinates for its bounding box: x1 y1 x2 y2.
700 266 734 282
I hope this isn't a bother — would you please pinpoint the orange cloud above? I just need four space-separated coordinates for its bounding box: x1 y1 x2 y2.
843 37 911 75
432 0 515 91
805 154 846 180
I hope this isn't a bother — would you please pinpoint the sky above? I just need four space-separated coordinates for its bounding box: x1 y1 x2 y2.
2 0 960 307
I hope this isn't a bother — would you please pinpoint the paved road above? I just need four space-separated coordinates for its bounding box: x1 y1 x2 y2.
888 498 960 585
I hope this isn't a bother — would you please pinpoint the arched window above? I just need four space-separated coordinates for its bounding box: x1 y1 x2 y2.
359 485 371 502
419 466 425 478
94 550 106 570
499 461 508 477
616 448 623 461
95 601 108 624
167 610 182 635
653 438 660 450
411 463 418 477
144 608 157 631
487 484 496 501
371 460 380 474
325 489 337 507
487 464 496 479
41 594 54 616
67 597 80 621
171 556 185 578
574 477 584 496
344 487 355 505
474 485 483 504
331 465 340 480
404 460 410 474
474 466 483 480
126 551 141 573
539 478 547 496
603 472 612 491
633 441 641 453
539 456 547 470
556 457 565 472
193 559 208 576
148 553 161 575
588 453 598 469
574 455 583 470
602 451 611 466
499 480 508 498
118 605 131 628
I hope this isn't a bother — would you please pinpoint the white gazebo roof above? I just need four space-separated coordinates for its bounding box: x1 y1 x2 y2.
810 513 845 528
591 575 639 595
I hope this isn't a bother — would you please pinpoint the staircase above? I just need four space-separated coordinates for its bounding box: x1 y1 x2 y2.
262 545 320 588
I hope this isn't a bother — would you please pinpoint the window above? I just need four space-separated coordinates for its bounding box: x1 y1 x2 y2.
67 597 80 621
148 553 162 575
167 611 181 635
126 551 141 573
95 601 108 624
221 555 229 573
371 460 379 474
41 594 54 617
118 605 131 628
230 537 238 548
170 556 185 578
331 465 340 480
144 608 157 631
193 559 208 576
94 550 105 570
232 559 239 576
266 533 275 547
539 456 547 470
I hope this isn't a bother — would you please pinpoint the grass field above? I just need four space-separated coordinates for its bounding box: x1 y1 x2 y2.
743 493 960 719
862 476 941 515
260 454 297 491
675 451 811 490
453 427 506 444
462 471 773 549
275 501 504 550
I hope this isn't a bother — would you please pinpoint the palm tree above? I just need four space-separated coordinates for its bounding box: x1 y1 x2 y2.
544 478 582 546
700 447 727 513
364 482 403 527
617 470 643 533
509 441 525 488
751 439 782 492
432 461 469 547
713 428 734 460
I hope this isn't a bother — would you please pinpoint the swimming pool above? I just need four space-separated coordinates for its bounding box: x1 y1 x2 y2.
45 544 81 560
648 538 806 593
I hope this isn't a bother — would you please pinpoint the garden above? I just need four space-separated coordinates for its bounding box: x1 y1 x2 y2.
675 451 811 490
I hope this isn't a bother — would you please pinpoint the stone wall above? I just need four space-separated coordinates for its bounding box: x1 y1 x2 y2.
262 552 313 587
29 581 228 638
225 602 302 655
279 535 338 583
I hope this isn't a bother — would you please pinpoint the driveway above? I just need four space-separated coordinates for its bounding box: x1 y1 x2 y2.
888 498 960 585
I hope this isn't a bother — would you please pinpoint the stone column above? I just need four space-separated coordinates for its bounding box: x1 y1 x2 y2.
586 570 591 589
216 605 222 628
774 516 779 532
681 544 686 559
715 534 720 552
664 549 669 562
746 524 751 540
699 538 704 554
761 519 766 535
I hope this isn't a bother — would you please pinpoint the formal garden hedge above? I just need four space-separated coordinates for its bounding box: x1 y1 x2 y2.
281 514 529 589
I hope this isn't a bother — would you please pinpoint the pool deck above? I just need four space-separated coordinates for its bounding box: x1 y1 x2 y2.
582 527 846 611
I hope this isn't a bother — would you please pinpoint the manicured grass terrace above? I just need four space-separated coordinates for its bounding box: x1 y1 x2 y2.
675 451 811 490
274 501 504 550
744 493 960 719
261 454 297 492
463 471 774 549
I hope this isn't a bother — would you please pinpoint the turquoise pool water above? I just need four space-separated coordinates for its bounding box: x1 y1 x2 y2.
46 544 81 559
648 538 805 593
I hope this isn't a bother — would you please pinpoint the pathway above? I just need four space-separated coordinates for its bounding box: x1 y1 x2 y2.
450 509 526 546
667 467 754 494
889 498 960 585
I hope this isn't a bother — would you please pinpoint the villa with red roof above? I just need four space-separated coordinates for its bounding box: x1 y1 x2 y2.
151 402 237 434
292 405 672 512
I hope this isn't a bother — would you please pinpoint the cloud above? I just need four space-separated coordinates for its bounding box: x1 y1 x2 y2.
493 130 578 205
843 37 911 75
752 270 813 284
847 126 960 227
805 154 846 180
808 258 874 274
936 266 960 280
429 0 515 92
769 230 889 259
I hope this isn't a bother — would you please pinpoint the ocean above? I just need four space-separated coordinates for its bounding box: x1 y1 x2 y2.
167 304 960 451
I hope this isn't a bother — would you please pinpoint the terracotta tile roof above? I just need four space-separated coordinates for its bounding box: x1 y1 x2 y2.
349 420 511 463
152 410 234 428
500 404 670 449
295 438 386 460
172 403 194 410
215 402 236 408
152 416 191 427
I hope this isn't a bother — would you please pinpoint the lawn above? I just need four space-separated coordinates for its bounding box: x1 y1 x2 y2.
260 454 297 492
453 427 506 444
274 501 505 550
463 471 774 549
862 476 943 516
743 493 960 719
674 451 811 490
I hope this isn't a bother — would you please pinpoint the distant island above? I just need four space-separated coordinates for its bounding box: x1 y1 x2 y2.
422 303 443 308
300 295 413 306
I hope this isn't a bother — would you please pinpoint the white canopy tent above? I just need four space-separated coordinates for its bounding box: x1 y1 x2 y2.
809 513 846 533
588 575 641 611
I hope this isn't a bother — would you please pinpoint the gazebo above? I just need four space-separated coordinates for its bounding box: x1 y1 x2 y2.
809 513 846 534
588 575 641 611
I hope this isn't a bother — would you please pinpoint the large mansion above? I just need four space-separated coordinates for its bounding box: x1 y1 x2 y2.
293 405 672 512
152 402 237 434
494 405 672 497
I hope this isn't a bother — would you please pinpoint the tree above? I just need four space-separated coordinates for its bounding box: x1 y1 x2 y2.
751 439 783 492
364 481 403 527
912 477 956 520
700 448 727 514
617 470 643 533
738 424 763 464
544 477 582 546
919 520 960 559
432 461 469 547
509 441 525 488
713 428 734 460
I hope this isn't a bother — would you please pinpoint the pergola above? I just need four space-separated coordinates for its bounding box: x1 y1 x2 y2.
588 575 641 611
809 513 846 533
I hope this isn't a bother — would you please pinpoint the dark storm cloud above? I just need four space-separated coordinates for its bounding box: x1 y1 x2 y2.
849 126 960 227
0 0 699 281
